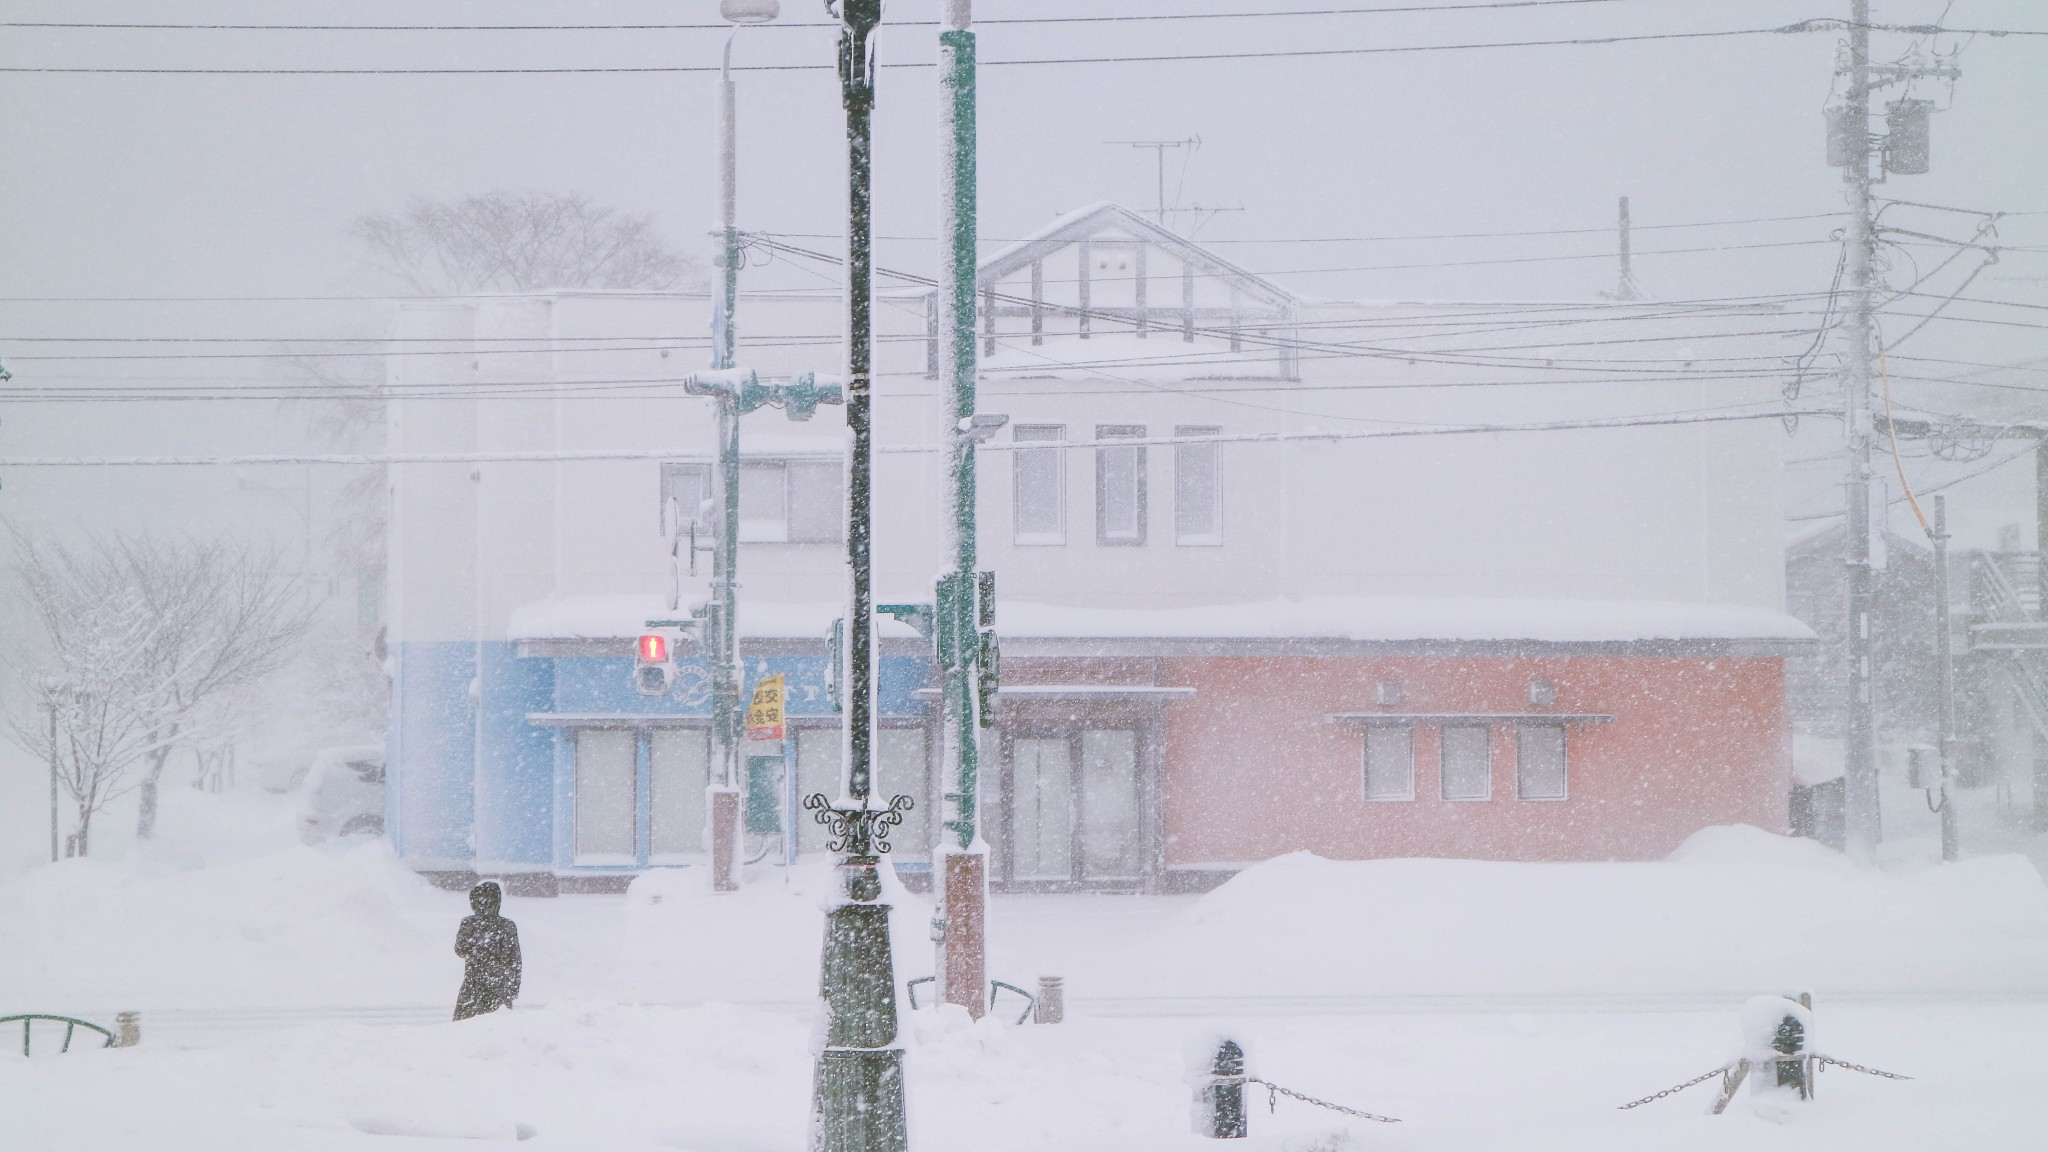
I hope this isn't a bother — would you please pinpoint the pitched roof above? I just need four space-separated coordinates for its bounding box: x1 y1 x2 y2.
976 201 1294 314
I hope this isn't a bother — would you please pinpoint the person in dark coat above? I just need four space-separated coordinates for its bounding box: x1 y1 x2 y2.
452 880 522 1021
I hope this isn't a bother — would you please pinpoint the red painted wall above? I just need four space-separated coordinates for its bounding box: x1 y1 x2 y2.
1158 655 1788 864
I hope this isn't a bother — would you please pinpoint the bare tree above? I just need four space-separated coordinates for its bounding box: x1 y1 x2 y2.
10 563 175 856
347 191 704 296
6 535 318 850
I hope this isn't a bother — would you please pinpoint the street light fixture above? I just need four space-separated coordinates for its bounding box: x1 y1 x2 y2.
690 0 780 893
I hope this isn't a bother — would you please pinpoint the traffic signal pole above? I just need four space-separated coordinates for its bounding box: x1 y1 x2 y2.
933 0 990 1022
703 17 751 893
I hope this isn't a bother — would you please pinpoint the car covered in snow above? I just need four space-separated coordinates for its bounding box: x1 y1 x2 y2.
297 745 387 843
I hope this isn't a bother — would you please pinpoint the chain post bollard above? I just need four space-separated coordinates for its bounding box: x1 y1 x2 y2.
1740 994 1814 1103
113 1011 141 1048
1624 992 1910 1113
1034 976 1063 1024
1194 1039 1248 1139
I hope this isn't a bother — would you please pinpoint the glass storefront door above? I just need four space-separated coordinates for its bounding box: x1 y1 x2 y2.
1001 727 1146 885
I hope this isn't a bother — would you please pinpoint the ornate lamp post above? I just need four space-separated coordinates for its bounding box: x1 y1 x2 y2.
809 3 910 1152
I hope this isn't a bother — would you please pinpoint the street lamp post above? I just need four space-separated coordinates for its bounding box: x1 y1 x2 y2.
700 0 780 892
809 3 909 1152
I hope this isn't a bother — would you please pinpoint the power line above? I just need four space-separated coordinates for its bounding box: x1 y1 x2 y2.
0 407 1835 467
0 25 1831 76
761 211 1856 245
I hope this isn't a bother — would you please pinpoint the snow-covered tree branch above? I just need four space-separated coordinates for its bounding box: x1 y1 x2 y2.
6 534 319 851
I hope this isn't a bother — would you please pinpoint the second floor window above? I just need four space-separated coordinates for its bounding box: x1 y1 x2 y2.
739 458 844 543
1012 424 1066 545
660 462 712 539
1096 424 1147 546
1174 425 1222 546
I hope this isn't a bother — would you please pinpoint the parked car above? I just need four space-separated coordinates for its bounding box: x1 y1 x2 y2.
298 745 386 843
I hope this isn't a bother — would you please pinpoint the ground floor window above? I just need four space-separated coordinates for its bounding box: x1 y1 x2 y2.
1356 720 1571 803
1517 724 1569 800
1363 726 1415 800
649 729 710 858
573 729 637 864
1439 725 1493 801
572 726 711 865
998 725 1148 884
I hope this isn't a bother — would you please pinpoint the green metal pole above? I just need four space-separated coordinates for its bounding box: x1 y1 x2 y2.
933 0 988 1021
708 27 746 892
811 4 907 1152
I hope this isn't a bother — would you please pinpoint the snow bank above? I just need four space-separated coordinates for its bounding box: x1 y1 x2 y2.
0 789 446 1013
1103 828 2048 1002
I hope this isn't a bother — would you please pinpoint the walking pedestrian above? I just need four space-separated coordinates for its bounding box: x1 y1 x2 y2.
452 880 522 1021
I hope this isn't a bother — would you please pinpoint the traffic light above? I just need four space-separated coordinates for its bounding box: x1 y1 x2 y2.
635 632 674 696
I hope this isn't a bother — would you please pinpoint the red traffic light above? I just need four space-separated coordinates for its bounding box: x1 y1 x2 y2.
638 633 669 664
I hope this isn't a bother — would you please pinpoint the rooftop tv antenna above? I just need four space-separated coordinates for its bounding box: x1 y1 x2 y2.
1604 195 1647 301
1107 137 1201 226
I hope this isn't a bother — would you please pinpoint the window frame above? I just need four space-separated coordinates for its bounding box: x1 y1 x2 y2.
1011 424 1067 546
659 461 713 540
1361 724 1416 802
725 456 845 545
1516 723 1570 801
1173 425 1224 546
1438 724 1494 802
1095 424 1148 546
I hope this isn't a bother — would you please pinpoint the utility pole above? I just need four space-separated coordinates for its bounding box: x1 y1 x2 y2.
933 0 1000 1022
810 2 910 1151
1932 495 1959 861
1830 0 1959 861
1109 138 1198 226
1838 0 1881 864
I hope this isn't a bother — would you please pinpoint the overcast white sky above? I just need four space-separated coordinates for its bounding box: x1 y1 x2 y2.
1 0 2045 546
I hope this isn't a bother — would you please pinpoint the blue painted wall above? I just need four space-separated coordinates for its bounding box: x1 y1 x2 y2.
391 640 933 876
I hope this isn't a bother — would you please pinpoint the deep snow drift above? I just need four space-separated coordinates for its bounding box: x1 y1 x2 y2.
6 793 2048 1150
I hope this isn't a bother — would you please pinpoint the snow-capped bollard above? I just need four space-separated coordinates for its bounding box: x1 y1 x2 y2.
1195 1039 1248 1139
1034 976 1063 1024
1743 995 1814 1102
113 1011 141 1048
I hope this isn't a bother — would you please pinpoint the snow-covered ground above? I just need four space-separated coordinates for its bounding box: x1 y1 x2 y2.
6 784 2048 1150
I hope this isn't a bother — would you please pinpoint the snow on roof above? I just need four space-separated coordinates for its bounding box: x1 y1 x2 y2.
509 593 1814 645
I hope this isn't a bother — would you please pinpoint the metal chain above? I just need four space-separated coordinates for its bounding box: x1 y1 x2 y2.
1616 1064 1737 1110
1246 1078 1402 1124
1813 1054 1913 1081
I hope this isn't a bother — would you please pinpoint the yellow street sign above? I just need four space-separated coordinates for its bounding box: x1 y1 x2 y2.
745 673 787 741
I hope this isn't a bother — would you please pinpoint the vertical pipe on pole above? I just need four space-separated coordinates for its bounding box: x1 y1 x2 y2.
1934 496 1959 861
936 0 988 1020
1841 0 1881 864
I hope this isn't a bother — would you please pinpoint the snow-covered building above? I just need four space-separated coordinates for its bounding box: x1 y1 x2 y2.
384 203 1813 894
